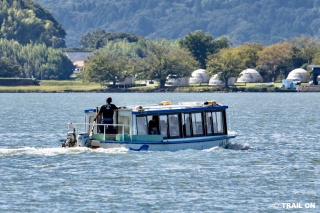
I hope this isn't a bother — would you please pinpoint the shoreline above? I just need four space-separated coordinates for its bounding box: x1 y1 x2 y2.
0 87 302 93
1 81 318 93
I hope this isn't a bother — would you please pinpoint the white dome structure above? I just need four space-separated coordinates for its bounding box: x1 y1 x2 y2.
189 69 210 84
209 74 235 86
209 74 224 86
237 69 263 83
286 68 310 82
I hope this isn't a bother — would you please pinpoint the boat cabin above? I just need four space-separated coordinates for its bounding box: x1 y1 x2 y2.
83 101 228 142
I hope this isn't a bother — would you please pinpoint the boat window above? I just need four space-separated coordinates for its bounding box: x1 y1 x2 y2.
191 113 203 136
215 111 225 134
212 111 225 134
182 113 192 137
136 116 148 135
147 115 160 135
159 115 168 138
169 114 180 137
205 112 213 135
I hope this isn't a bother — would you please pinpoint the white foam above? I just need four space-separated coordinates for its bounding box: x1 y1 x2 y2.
91 147 129 154
203 146 222 152
0 147 85 156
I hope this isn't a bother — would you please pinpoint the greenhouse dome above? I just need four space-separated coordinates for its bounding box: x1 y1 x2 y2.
189 69 210 84
209 74 235 86
286 68 310 83
237 69 263 83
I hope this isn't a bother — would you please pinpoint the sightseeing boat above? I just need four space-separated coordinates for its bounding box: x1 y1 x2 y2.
61 100 237 151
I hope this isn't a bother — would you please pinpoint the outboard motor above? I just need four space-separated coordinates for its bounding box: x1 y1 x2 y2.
61 130 76 147
77 133 91 147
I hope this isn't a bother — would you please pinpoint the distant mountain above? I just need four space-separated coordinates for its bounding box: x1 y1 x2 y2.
34 0 320 47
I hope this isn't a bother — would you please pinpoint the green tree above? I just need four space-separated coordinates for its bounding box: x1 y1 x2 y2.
80 29 107 48
0 57 21 77
206 48 243 88
95 32 144 49
139 42 198 88
215 36 232 50
288 35 320 67
81 53 133 85
257 42 293 82
0 38 74 79
39 48 75 80
83 38 197 88
233 42 264 68
179 30 231 69
99 39 148 59
311 50 320 65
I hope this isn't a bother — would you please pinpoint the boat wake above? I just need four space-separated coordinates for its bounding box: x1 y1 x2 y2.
225 142 252 150
0 146 128 156
203 146 222 152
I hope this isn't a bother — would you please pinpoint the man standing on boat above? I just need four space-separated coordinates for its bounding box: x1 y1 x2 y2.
94 97 119 133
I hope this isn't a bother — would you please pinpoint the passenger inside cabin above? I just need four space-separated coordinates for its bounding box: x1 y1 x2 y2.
148 115 159 135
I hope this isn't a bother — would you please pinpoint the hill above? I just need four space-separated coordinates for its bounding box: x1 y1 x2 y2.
0 0 66 47
34 0 320 48
0 0 74 80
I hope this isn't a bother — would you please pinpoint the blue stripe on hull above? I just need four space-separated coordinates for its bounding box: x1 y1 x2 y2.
99 139 229 151
99 134 235 145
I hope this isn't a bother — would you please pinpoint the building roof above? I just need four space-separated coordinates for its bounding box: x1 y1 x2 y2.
65 51 93 63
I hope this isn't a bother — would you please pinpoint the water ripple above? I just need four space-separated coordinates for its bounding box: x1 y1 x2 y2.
0 93 319 212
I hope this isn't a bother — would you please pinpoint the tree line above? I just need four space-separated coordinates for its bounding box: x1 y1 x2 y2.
80 30 228 88
0 39 74 79
80 30 320 88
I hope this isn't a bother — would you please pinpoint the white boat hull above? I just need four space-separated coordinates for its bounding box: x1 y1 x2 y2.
86 134 236 151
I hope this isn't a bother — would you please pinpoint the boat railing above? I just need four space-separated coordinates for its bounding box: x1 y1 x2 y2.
67 122 132 141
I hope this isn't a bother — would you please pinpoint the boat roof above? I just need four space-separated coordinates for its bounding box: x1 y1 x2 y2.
132 101 228 115
84 101 228 115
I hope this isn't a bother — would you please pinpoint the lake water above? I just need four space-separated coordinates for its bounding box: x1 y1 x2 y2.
0 92 319 212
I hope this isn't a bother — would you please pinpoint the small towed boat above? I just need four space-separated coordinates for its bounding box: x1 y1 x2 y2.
61 100 237 151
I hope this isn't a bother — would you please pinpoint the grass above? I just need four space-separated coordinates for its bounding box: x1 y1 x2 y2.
0 80 309 93
0 80 104 92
